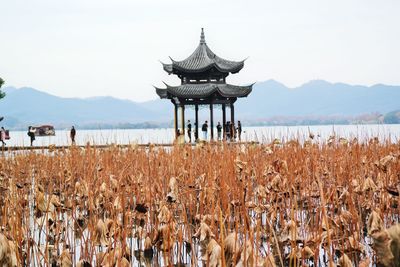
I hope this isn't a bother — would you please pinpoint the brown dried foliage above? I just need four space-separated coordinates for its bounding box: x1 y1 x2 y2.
0 138 398 266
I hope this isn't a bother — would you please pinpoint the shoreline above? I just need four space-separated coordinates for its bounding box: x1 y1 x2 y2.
4 121 400 131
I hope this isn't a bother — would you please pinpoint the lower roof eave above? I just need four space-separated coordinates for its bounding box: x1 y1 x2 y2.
155 82 253 100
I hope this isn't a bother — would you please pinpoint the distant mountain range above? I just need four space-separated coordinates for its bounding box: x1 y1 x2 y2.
236 80 400 118
0 86 171 129
1 80 399 129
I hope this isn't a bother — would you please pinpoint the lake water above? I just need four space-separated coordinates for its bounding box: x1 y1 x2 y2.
3 124 400 147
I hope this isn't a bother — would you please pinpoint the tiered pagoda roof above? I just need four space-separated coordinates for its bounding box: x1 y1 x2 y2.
156 28 253 100
162 29 244 75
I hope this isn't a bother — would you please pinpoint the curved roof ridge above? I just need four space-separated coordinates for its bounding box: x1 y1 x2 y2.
216 83 253 97
155 82 252 99
163 28 245 74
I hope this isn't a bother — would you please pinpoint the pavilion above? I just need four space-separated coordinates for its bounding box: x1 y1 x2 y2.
155 28 253 141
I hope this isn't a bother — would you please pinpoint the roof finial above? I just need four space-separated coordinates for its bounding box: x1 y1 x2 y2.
200 28 206 44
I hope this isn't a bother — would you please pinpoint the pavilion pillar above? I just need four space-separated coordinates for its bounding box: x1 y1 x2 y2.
222 104 226 140
195 104 199 141
210 103 214 140
181 105 185 139
230 102 235 126
174 104 178 139
231 102 235 141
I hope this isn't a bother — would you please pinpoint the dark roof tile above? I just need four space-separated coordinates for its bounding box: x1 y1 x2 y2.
163 29 244 74
156 83 253 99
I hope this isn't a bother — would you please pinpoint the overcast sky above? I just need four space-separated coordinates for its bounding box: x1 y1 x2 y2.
0 0 399 101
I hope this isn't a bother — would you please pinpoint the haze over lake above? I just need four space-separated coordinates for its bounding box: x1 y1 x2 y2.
4 124 400 147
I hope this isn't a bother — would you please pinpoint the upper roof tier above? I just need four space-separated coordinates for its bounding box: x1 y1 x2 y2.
163 28 245 75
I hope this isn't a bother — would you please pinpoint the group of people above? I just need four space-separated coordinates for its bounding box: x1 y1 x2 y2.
0 126 37 147
182 120 242 142
26 126 76 146
27 126 76 146
2 125 76 147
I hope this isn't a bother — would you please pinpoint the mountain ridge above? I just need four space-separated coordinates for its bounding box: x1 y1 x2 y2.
0 80 399 129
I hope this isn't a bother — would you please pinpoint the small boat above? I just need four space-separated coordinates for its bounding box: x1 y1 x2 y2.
33 125 55 136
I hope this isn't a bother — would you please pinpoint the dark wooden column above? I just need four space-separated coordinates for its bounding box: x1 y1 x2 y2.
174 104 178 139
181 105 185 137
210 103 214 140
195 104 199 140
230 102 235 125
222 104 226 140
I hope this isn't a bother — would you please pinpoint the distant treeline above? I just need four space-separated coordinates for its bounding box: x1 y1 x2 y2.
383 110 400 124
4 111 400 131
48 111 400 129
75 121 173 130
245 112 385 126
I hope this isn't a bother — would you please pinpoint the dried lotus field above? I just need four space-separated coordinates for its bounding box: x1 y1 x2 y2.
0 139 400 267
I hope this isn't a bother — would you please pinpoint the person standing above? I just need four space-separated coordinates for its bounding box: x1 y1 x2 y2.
216 122 222 141
28 126 36 146
70 126 76 145
194 122 198 141
226 121 231 141
237 121 242 142
231 122 236 141
201 121 208 140
0 127 6 146
187 120 192 143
